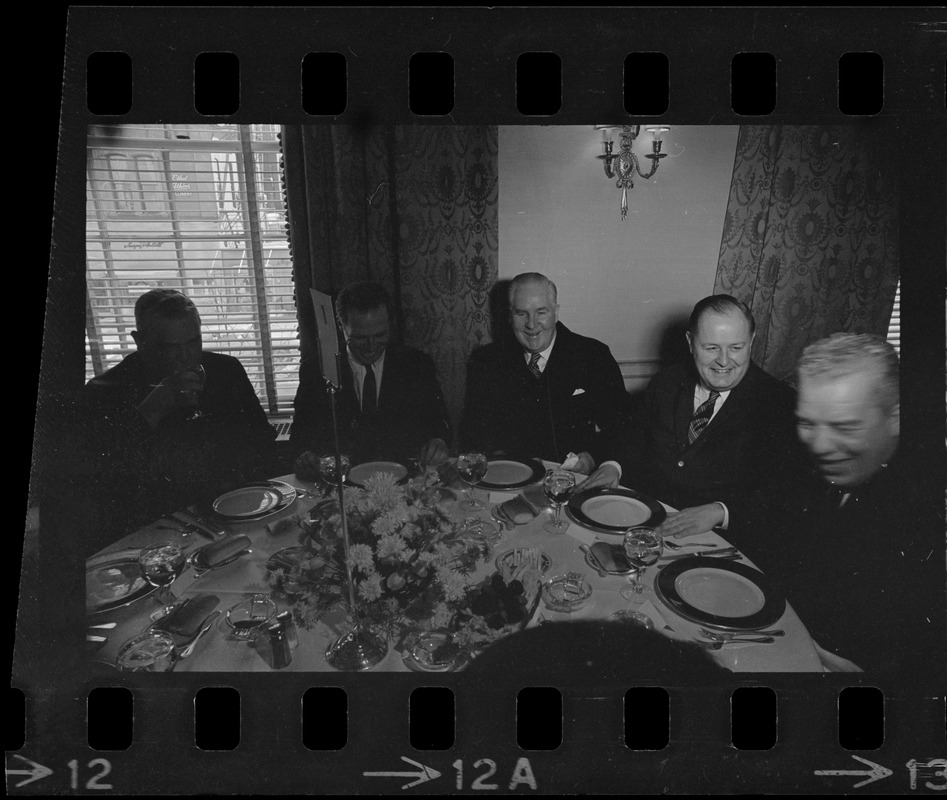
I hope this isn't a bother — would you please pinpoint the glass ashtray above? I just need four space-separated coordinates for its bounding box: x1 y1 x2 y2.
608 609 655 630
225 594 278 639
116 630 176 672
541 572 593 613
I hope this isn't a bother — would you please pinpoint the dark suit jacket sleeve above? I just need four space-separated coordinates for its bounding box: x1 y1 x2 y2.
584 340 627 466
459 345 514 455
290 355 331 454
400 350 452 449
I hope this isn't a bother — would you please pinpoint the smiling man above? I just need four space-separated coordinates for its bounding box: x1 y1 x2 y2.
291 281 451 471
582 294 798 532
728 334 944 676
460 272 627 472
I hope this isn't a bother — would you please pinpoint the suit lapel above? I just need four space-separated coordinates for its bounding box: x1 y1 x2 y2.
674 377 695 451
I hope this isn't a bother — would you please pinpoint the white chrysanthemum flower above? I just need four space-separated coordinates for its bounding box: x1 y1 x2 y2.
429 602 453 629
364 472 406 510
346 543 376 574
376 534 408 561
357 572 384 602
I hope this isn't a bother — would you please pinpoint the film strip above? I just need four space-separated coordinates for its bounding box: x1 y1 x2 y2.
11 6 947 795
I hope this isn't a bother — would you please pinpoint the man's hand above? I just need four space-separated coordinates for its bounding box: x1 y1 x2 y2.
656 503 726 539
137 369 205 430
575 462 620 492
293 450 322 483
419 438 450 469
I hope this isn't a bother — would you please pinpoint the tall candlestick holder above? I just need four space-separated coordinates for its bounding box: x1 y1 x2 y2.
322 379 388 671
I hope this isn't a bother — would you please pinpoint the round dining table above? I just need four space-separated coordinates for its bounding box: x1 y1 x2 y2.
86 465 823 673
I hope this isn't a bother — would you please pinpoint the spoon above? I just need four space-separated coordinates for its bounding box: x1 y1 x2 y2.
700 628 785 639
699 636 776 649
177 611 221 659
664 539 719 551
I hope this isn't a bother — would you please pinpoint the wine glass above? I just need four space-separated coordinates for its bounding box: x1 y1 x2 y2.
181 364 207 421
138 542 186 607
542 469 576 534
619 526 664 601
456 452 488 511
318 453 351 491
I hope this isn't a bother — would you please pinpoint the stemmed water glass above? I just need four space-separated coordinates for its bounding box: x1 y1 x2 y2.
138 542 186 607
542 469 576 534
181 364 207 421
318 453 351 493
456 452 488 511
619 526 664 601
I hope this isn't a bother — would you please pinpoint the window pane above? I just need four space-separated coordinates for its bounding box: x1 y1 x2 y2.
85 124 299 413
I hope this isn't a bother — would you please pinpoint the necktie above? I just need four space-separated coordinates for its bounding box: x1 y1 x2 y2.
361 366 377 415
528 352 542 379
687 391 719 444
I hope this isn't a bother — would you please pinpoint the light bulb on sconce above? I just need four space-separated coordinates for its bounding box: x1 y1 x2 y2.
594 124 669 220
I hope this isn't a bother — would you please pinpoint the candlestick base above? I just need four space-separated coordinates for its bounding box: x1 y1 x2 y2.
325 624 388 671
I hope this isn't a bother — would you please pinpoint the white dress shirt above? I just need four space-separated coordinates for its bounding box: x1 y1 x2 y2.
347 350 385 411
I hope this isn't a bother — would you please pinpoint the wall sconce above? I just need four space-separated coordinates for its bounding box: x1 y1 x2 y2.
595 125 669 220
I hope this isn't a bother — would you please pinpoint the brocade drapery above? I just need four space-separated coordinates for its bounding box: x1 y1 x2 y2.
714 125 900 382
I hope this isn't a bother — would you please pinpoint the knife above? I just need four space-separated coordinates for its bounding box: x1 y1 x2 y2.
659 547 741 561
174 509 226 539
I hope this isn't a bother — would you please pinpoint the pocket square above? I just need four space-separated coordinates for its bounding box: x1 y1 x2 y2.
572 388 586 396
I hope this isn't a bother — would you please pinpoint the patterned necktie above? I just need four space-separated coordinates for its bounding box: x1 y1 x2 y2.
687 391 720 444
527 351 542 379
362 366 377 415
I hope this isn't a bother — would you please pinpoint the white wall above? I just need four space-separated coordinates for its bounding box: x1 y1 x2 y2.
498 125 739 391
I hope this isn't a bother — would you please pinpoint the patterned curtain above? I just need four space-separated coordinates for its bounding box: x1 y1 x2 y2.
715 125 900 382
282 125 499 436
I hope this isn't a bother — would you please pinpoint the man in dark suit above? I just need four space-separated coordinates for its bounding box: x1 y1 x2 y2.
727 334 944 677
291 281 451 472
582 294 797 537
58 289 275 554
460 272 627 473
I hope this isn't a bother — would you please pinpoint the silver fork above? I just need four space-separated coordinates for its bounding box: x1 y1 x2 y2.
177 611 221 659
700 627 785 639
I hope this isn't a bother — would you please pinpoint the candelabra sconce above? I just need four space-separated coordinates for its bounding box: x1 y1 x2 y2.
595 125 669 220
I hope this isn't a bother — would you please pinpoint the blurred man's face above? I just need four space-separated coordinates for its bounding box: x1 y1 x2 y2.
511 282 559 354
686 309 754 392
796 370 899 489
133 312 203 380
343 305 390 366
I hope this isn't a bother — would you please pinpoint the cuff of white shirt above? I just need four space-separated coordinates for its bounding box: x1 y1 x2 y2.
600 460 622 480
714 501 729 529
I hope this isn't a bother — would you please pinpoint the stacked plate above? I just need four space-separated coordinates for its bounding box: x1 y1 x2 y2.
212 480 298 521
479 456 545 490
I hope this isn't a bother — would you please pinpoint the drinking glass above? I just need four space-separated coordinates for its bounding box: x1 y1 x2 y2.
542 469 576 534
138 542 186 607
318 453 351 490
181 364 207 421
619 526 664 600
456 452 488 511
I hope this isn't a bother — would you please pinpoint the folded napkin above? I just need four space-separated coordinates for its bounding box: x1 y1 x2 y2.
498 495 538 525
590 541 632 572
196 535 252 568
153 593 220 639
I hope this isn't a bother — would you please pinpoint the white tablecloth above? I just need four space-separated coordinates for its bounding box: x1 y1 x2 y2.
88 473 822 673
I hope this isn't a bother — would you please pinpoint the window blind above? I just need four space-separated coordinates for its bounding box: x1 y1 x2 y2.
85 123 299 413
886 280 900 353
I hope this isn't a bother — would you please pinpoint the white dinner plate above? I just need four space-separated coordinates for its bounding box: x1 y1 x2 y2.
479 457 545 490
566 487 667 539
347 460 409 487
213 486 282 518
654 557 786 631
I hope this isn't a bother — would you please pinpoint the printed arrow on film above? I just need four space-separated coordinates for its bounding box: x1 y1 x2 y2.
5 755 54 788
814 755 893 788
363 756 441 789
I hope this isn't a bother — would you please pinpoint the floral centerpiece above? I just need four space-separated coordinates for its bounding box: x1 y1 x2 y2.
267 470 495 645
